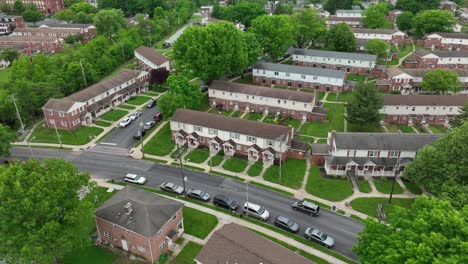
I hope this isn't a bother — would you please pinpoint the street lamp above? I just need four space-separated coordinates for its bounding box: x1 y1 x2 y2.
139 122 145 158
52 121 63 149
389 155 401 204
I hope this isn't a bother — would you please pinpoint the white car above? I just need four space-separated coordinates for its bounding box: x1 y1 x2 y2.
123 173 147 185
129 111 141 121
119 117 132 127
242 202 270 221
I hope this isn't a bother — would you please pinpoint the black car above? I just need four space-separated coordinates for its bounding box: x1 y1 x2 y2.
147 99 156 108
187 189 210 202
274 216 299 233
213 194 239 211
133 130 147 140
292 200 320 216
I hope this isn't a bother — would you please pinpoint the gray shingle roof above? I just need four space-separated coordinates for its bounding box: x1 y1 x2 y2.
42 98 76 111
135 46 169 66
333 132 442 151
254 61 345 79
171 109 292 141
292 48 376 62
95 186 183 238
209 80 315 103
400 68 468 78
429 32 468 39
336 9 362 14
430 50 468 58
352 29 399 34
324 156 413 166
311 143 329 154
383 94 468 106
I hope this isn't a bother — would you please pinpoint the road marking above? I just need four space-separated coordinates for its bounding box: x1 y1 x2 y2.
100 142 118 146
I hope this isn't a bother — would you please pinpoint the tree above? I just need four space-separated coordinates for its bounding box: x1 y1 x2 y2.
0 2 11 13
324 0 353 14
396 0 440 14
243 32 261 66
449 102 468 128
0 159 95 263
54 9 76 23
173 21 250 82
13 0 25 14
346 82 383 129
93 9 127 38
64 34 84 45
396 11 414 32
412 10 455 36
365 39 388 59
325 23 356 52
249 15 296 61
421 69 461 94
0 48 20 64
404 123 468 208
149 67 170 85
354 196 468 263
0 124 16 157
274 4 294 15
65 0 84 7
70 2 97 14
158 75 202 117
217 1 266 28
362 3 390 29
292 8 326 48
21 9 45 25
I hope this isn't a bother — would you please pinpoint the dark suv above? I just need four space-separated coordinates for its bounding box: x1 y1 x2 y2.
292 200 320 216
213 194 239 211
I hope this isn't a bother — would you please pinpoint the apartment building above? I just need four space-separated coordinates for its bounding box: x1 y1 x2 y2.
134 46 171 71
0 36 63 53
326 16 363 28
352 29 407 45
0 14 24 35
336 9 363 18
423 32 468 51
4 0 64 13
406 50 468 69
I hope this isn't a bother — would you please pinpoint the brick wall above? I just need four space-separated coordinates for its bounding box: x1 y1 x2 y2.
294 61 372 75
252 76 346 93
310 154 325 166
43 108 82 130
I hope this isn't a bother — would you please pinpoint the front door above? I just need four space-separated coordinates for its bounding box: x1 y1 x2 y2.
121 240 128 251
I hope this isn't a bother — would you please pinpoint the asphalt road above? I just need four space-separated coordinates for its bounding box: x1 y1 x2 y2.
8 148 363 261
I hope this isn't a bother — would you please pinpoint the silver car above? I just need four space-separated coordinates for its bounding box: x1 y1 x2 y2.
160 182 184 195
242 202 270 221
304 228 335 248
129 111 141 120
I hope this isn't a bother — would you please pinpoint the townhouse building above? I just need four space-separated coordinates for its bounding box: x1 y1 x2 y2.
4 0 64 14
406 50 468 69
423 32 468 51
326 16 363 28
387 10 402 23
381 94 468 125
352 29 407 45
208 80 327 122
252 61 346 92
42 69 149 130
336 9 363 18
170 109 305 163
38 23 96 41
291 48 377 75
96 186 184 263
311 131 441 177
0 36 63 53
11 27 95 42
134 46 171 71
441 0 458 12
0 14 24 35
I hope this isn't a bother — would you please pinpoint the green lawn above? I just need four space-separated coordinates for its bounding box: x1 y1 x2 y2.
263 159 307 189
117 104 136 110
150 85 169 93
171 242 203 264
125 95 152 106
316 138 327 143
143 123 175 156
346 74 365 83
415 124 427 133
317 91 326 100
348 124 386 133
295 135 315 143
305 166 354 201
373 178 404 194
326 93 336 102
0 68 11 83
399 125 416 133
62 246 117 264
198 93 211 112
208 155 224 167
358 180 372 193
233 74 254 85
397 45 414 59
222 157 249 173
184 149 209 164
284 118 301 129
402 179 423 195
247 162 264 177
99 109 128 122
386 124 400 133
299 121 330 137
244 112 263 121
428 125 448 134
94 120 111 127
338 92 353 103
30 125 103 145
324 103 345 132
231 111 241 118
350 197 415 218
183 207 218 239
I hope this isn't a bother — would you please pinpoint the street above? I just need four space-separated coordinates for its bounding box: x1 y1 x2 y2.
8 148 363 261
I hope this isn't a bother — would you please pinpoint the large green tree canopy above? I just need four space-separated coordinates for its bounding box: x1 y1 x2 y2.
214 1 266 28
421 69 461 94
157 75 203 117
0 123 16 156
354 196 468 264
292 7 326 48
404 123 468 209
323 0 353 14
396 0 441 14
325 23 357 52
0 159 94 263
346 82 384 129
412 10 455 36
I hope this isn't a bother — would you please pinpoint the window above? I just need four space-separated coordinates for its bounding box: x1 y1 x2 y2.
274 71 279 76
48 110 52 115
159 242 165 249
194 126 202 132
104 232 111 238
292 102 295 105
247 136 257 143
426 107 429 110
172 214 177 220
286 73 290 77
236 145 242 150
412 107 415 111
313 76 317 80
59 112 65 117
301 74 306 79
304 103 307 108
449 107 453 112
208 128 218 135
61 121 67 126
368 151 378 157
230 132 239 139
389 151 399 157
199 137 204 142
396 107 399 110
277 100 281 104
137 246 146 253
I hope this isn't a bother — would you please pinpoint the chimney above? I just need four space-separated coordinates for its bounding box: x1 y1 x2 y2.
124 202 133 215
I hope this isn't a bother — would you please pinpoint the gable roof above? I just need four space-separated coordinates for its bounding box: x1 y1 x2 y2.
352 28 400 34
39 23 93 29
292 48 376 62
13 27 82 34
135 46 169 66
413 49 468 58
428 32 468 39
254 61 345 79
399 68 468 78
333 132 442 151
383 94 468 106
172 109 291 141
209 80 315 103
42 98 76 111
195 223 313 264
95 186 183 238
336 9 362 14
327 16 362 22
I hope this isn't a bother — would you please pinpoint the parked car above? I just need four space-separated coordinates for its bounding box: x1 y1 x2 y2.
226 73 236 78
187 189 210 202
143 121 156 131
304 228 335 248
147 99 157 108
119 117 132 127
200 85 208 92
123 173 146 185
133 130 147 140
160 182 184 195
130 111 141 120
213 194 239 211
153 112 163 122
292 200 320 216
274 216 299 233
242 202 270 221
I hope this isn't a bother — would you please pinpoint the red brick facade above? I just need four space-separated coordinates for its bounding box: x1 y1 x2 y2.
404 52 468 69
294 61 372 75
423 37 468 51
5 0 65 14
310 154 325 166
43 105 88 130
0 36 63 53
384 114 451 125
252 76 349 93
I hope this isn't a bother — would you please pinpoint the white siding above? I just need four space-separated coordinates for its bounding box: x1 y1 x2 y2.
293 54 375 68
381 105 460 115
253 68 344 86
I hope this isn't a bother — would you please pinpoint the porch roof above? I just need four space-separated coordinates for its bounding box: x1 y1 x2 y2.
324 156 413 167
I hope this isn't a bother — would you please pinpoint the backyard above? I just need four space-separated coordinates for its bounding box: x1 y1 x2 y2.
263 159 307 189
30 125 103 145
385 124 400 133
299 121 330 137
183 207 218 239
126 95 153 106
233 74 254 85
247 162 264 177
171 242 203 264
350 197 415 218
306 166 354 201
244 112 263 121
372 178 404 194
222 157 249 173
143 123 175 156
324 103 345 132
99 109 129 122
346 74 365 83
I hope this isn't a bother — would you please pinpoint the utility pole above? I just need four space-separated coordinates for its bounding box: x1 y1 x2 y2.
277 134 285 184
79 60 88 88
27 136 35 158
389 155 400 204
176 143 188 199
10 94 25 134
52 121 63 149
139 122 145 158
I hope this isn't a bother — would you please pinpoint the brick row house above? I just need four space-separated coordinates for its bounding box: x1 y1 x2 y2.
377 67 468 94
326 16 363 28
170 109 307 163
423 32 468 51
42 69 149 130
381 94 468 125
0 36 63 53
10 27 96 42
252 61 347 93
0 14 24 35
208 80 328 122
352 29 408 46
336 9 363 18
38 23 97 41
0 45 29 67
404 50 468 69
96 186 184 263
134 46 171 71
4 0 64 14
291 48 377 75
311 131 441 177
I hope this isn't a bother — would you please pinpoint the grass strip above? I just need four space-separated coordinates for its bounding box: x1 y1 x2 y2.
249 181 294 197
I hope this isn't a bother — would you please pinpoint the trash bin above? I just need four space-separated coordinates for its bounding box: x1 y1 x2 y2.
332 205 336 211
